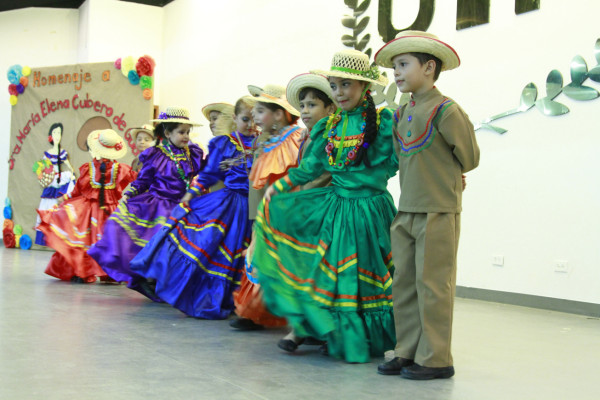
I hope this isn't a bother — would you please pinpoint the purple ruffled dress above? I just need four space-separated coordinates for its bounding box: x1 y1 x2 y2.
87 143 204 295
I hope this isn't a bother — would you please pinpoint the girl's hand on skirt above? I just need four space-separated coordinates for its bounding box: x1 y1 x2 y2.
180 192 193 206
265 186 277 201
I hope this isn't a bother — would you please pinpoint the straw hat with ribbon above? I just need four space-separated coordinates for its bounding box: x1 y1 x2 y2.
151 106 202 126
375 30 460 71
87 129 127 160
311 49 388 87
131 124 155 141
286 73 335 113
245 84 300 117
202 103 234 121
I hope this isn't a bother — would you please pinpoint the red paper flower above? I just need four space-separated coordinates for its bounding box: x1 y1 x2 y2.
8 84 18 95
136 55 155 77
3 228 16 248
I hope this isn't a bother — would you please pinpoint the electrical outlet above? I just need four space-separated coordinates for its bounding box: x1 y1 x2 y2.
492 255 504 267
554 260 569 273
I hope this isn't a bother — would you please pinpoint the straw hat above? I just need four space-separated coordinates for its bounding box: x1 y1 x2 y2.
375 30 460 71
150 106 201 126
131 124 155 141
87 129 127 160
246 84 300 117
286 73 334 113
311 49 388 87
202 103 234 120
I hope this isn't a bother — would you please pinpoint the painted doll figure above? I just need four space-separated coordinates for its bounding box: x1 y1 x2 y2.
38 129 137 283
87 107 205 299
130 97 256 318
34 122 76 246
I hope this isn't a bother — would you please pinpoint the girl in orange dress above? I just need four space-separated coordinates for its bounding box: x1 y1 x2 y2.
230 84 302 330
37 129 137 283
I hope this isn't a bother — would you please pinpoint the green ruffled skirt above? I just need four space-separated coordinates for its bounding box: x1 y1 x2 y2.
253 186 397 363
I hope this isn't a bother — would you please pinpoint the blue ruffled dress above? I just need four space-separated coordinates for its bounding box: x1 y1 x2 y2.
130 133 254 319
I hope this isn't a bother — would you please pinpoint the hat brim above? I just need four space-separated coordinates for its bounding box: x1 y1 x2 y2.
252 93 300 117
310 68 388 87
87 131 127 160
149 117 202 126
286 73 334 113
132 128 155 141
202 103 234 120
247 85 263 97
375 35 460 71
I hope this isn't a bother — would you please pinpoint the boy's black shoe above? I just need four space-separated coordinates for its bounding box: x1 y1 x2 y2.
400 364 455 380
377 357 415 375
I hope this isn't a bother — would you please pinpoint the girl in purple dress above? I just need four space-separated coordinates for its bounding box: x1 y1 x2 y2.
130 97 255 318
87 107 205 298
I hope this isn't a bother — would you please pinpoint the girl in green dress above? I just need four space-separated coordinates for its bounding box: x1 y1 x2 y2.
253 50 398 363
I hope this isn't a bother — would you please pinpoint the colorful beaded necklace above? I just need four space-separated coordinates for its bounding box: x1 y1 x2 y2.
325 95 369 169
160 140 193 189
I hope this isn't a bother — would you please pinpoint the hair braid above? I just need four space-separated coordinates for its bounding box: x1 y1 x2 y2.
355 91 378 167
99 161 107 213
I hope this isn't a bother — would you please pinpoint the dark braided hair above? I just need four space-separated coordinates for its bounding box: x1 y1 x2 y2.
354 90 378 167
153 122 180 146
47 122 64 181
99 160 107 213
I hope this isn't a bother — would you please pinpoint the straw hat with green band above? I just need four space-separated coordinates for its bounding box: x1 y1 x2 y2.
247 83 300 117
311 49 388 87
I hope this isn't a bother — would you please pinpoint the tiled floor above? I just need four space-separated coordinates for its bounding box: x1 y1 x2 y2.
1 247 598 400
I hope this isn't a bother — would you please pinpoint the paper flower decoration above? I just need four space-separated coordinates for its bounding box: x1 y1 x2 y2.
117 55 156 100
128 70 140 85
20 234 32 250
5 198 10 207
136 55 155 77
3 228 15 248
3 219 13 230
140 75 153 90
121 56 136 77
16 84 24 94
13 224 22 235
8 84 17 95
20 76 28 87
7 65 22 85
22 66 31 76
3 205 12 219
9 95 18 106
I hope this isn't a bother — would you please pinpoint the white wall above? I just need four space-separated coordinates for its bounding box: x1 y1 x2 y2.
0 7 80 220
1 0 599 304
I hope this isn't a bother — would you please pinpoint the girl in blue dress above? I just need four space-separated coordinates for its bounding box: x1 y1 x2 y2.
130 97 256 319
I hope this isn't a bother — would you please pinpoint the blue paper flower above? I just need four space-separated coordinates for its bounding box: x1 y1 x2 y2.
128 70 140 85
7 65 22 85
20 234 32 250
3 206 12 219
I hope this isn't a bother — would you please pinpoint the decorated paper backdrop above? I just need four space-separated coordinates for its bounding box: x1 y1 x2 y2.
7 61 153 249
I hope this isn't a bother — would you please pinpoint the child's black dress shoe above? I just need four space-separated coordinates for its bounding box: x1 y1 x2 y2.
377 357 414 375
400 364 455 380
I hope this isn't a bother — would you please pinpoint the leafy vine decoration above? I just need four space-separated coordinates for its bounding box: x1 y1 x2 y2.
341 0 408 108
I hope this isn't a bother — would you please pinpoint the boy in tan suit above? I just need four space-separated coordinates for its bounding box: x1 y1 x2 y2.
374 31 480 380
